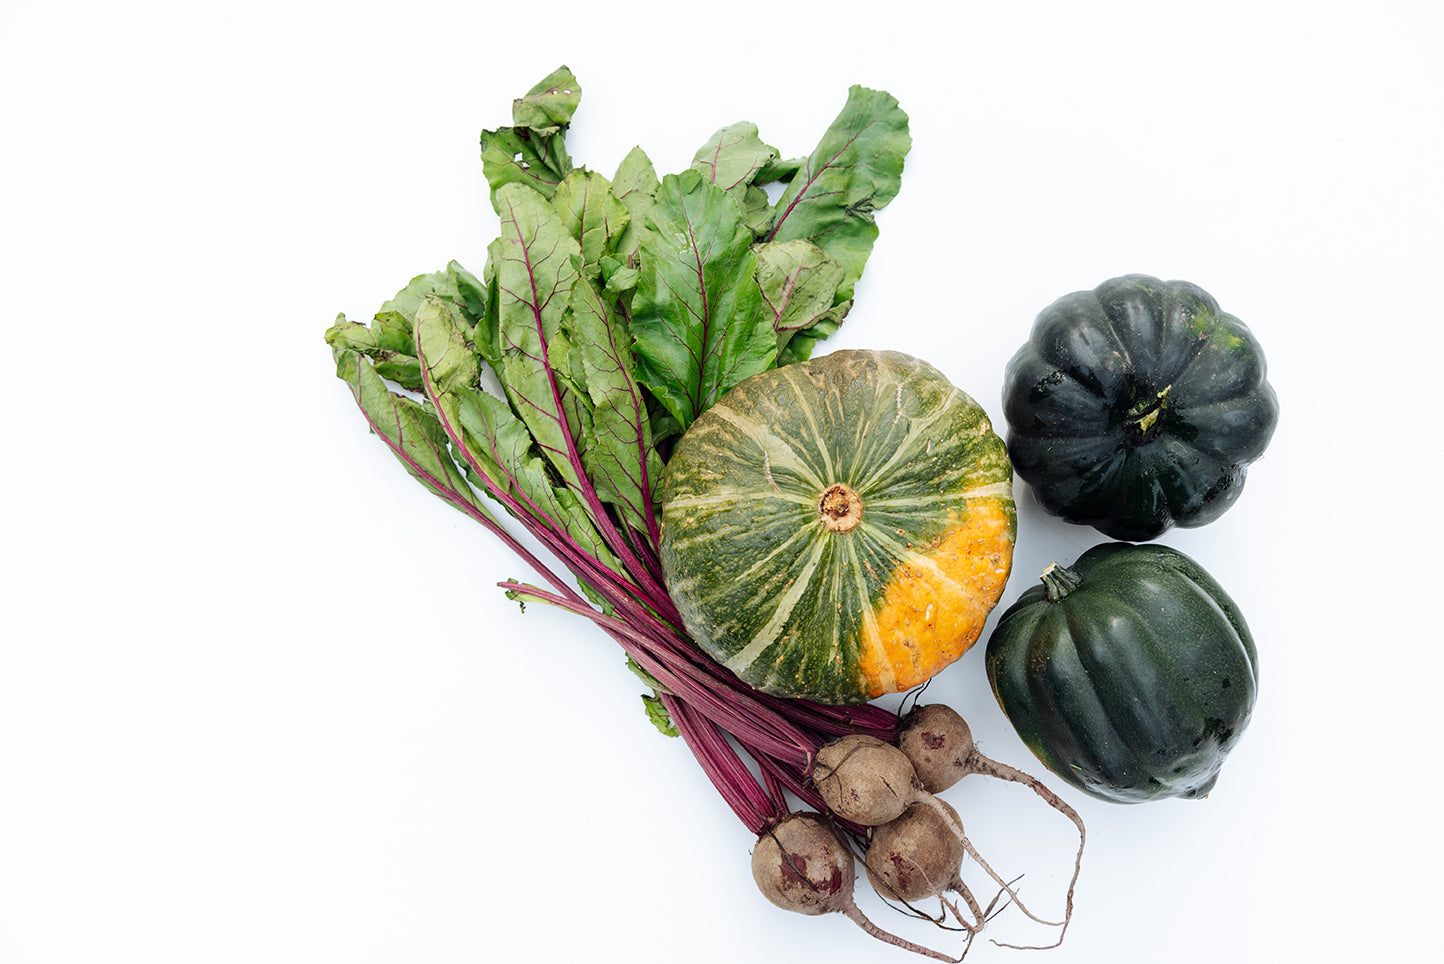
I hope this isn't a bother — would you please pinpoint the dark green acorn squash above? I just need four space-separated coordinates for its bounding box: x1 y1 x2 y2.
659 349 1015 705
1002 275 1279 541
985 542 1258 804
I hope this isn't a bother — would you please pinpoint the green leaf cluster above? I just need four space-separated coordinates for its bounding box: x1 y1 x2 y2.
324 67 911 735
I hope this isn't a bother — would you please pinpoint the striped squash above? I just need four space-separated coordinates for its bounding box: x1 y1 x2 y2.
658 349 1015 705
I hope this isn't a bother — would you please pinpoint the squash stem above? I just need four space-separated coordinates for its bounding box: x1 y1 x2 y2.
1040 563 1082 602
819 483 864 533
1124 384 1171 442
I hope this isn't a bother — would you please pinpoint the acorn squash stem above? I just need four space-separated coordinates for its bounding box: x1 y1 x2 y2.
1123 384 1171 444
1040 563 1083 602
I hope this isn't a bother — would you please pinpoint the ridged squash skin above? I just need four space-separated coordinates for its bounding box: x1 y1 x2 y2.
985 542 1259 804
1002 275 1279 541
659 349 1015 705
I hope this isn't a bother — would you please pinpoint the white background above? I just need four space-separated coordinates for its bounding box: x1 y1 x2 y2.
4 2 1441 962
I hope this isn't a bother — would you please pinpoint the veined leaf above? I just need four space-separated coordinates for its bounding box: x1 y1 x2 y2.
641 694 680 738
775 300 850 367
511 65 582 134
456 388 617 576
693 124 780 240
479 66 582 207
490 181 587 490
412 295 479 396
382 261 487 328
739 184 773 239
755 238 846 352
324 262 489 393
691 122 779 197
630 170 772 434
610 146 659 266
476 249 503 367
413 296 618 574
551 170 659 536
566 276 662 538
325 310 422 391
550 169 631 281
624 658 678 736
331 343 493 523
456 386 618 576
767 85 911 301
613 146 658 205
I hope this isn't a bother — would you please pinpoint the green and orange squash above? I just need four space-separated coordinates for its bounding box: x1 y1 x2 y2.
658 349 1015 705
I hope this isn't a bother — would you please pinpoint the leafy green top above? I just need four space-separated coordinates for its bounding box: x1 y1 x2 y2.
324 66 910 736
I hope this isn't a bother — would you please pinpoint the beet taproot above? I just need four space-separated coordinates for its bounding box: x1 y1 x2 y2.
752 812 964 961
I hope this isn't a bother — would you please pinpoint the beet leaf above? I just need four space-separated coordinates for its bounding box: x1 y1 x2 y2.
488 182 587 490
567 277 662 543
767 85 912 304
756 238 848 358
630 169 774 436
478 65 580 206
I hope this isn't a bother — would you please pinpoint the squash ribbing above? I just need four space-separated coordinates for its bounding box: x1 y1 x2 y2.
660 349 1015 705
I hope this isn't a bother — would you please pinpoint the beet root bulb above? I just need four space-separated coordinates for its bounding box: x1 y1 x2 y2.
811 734 923 826
898 704 977 794
752 812 965 962
865 798 968 905
751 812 855 916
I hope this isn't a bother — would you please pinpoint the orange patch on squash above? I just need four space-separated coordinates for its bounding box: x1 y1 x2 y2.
858 499 1015 698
